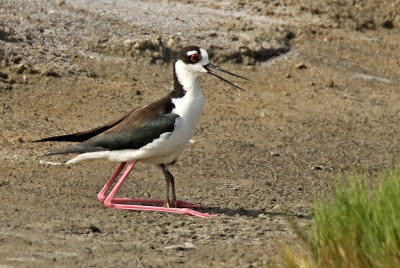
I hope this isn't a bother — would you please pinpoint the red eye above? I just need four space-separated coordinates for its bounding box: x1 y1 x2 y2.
190 54 199 62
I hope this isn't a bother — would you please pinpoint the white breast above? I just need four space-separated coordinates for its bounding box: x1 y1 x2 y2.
130 88 204 164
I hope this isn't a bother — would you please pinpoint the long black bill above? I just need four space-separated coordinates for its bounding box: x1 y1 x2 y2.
203 63 249 91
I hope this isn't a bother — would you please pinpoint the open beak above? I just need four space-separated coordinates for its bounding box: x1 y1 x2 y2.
203 63 249 91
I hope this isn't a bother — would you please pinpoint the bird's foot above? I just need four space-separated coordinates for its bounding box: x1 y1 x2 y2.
104 202 217 218
104 198 216 218
163 200 177 208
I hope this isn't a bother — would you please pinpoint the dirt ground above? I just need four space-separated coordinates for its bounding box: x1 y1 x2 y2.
1 0 400 267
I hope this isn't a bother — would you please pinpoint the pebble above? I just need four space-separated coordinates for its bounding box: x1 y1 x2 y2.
89 225 102 233
153 36 162 47
16 63 27 74
43 69 61 77
257 214 269 219
166 36 181 49
164 242 198 250
39 160 62 166
327 80 335 87
270 152 280 157
311 165 324 170
28 66 41 74
295 62 307 69
382 20 394 29
123 39 136 48
272 204 282 211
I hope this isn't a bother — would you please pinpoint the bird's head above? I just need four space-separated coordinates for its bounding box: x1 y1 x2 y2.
174 46 248 91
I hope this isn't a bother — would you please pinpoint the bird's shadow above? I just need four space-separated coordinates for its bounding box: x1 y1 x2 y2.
200 206 312 220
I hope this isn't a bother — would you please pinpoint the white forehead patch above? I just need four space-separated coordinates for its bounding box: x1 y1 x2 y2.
199 48 209 62
187 50 198 56
199 48 208 57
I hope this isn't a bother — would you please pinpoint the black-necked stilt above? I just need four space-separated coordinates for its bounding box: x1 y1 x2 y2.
35 46 248 218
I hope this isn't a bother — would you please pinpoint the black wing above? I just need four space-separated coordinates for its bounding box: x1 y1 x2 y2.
45 113 179 155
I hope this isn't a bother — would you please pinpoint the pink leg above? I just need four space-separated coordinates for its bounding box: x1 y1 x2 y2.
97 162 126 202
100 161 217 218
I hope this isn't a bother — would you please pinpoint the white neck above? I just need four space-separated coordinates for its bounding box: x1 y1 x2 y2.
172 61 205 122
174 60 203 95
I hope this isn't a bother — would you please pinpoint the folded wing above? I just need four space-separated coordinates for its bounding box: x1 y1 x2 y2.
36 96 177 156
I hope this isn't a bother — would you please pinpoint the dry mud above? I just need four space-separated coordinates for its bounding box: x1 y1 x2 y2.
1 0 400 267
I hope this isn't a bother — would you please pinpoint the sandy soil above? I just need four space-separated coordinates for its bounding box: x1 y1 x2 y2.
1 0 400 267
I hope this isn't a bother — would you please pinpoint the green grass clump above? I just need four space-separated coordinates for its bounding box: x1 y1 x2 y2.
287 167 400 268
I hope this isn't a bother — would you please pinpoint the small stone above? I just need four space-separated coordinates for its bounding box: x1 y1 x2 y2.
123 39 136 48
327 80 335 87
16 63 27 74
270 152 280 157
167 37 176 46
133 41 142 50
312 165 324 170
12 56 22 64
295 62 307 69
286 31 296 40
239 46 248 53
28 66 41 74
167 36 181 49
382 20 394 29
283 91 290 96
153 36 162 47
43 70 61 77
89 225 101 233
152 52 161 59
165 242 198 250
